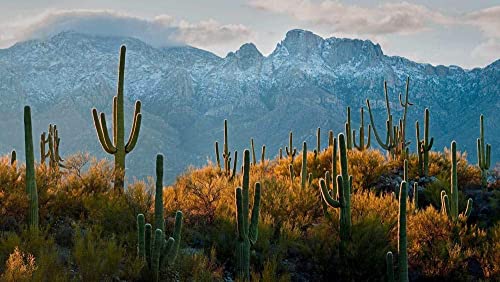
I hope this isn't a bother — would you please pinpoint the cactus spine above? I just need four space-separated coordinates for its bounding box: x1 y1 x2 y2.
137 154 183 281
235 150 261 281
441 141 473 221
353 107 371 151
92 45 142 190
386 179 409 282
24 106 38 230
477 115 491 188
319 133 352 253
285 131 297 162
416 108 434 177
301 142 308 189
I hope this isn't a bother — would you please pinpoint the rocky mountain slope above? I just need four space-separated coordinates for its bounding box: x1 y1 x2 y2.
0 29 498 182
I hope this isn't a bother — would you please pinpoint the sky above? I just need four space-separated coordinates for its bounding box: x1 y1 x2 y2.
0 0 498 69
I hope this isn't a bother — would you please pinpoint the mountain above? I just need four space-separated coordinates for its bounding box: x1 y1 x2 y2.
0 29 498 182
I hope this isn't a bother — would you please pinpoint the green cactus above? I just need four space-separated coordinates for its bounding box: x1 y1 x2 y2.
301 142 308 189
285 131 297 162
279 148 283 160
328 130 334 148
251 138 256 165
261 145 266 164
441 141 473 221
215 141 221 169
40 124 65 169
314 127 320 158
92 45 142 190
231 151 238 181
386 180 409 282
416 108 434 177
24 106 38 230
346 107 353 150
235 150 261 281
319 133 352 253
289 164 294 182
367 78 412 159
477 115 491 188
136 154 183 280
353 107 371 151
10 150 16 166
413 182 419 211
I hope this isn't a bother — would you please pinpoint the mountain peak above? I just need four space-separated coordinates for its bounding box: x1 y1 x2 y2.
277 29 324 56
235 43 262 59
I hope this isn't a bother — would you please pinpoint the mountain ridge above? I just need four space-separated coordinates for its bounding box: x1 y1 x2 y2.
0 29 497 182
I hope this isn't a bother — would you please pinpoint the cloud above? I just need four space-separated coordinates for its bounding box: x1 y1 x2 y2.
248 0 454 36
465 6 500 39
0 9 254 55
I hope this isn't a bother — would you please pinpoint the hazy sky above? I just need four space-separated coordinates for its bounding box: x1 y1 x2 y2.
0 0 498 69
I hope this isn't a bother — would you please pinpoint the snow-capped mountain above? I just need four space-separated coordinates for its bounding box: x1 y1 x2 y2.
0 29 498 181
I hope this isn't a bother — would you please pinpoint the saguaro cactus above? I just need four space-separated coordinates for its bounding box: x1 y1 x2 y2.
301 142 308 189
386 180 409 282
346 107 353 150
40 124 65 168
137 154 183 281
441 141 473 221
24 106 38 230
235 150 261 281
353 107 371 151
92 45 142 190
319 133 352 253
416 108 433 177
477 115 491 188
314 127 321 158
251 138 257 165
285 131 297 162
10 150 16 166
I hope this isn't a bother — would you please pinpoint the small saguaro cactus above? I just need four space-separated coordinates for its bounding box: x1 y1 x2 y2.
301 142 308 189
415 108 434 177
328 130 334 148
92 45 142 190
235 150 261 281
386 180 409 282
10 150 16 166
314 127 320 158
319 133 352 253
353 107 371 151
285 131 297 162
24 106 38 230
137 154 183 281
261 145 266 164
251 138 256 165
477 115 491 188
345 107 353 150
441 141 473 221
278 148 283 160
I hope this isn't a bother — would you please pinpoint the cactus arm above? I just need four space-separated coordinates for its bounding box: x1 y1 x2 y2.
366 99 391 149
249 182 261 244
145 223 152 268
92 109 117 154
319 178 340 208
137 214 146 258
386 251 395 282
152 229 164 282
235 187 245 240
113 96 117 144
125 102 142 153
167 211 183 262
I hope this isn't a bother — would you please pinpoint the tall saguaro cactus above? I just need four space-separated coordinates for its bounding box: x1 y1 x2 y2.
416 108 434 177
353 107 371 151
92 45 142 190
346 107 353 150
285 131 297 162
441 141 473 221
137 154 183 281
235 150 261 281
319 133 352 253
477 115 491 188
24 106 38 230
301 142 308 189
386 180 409 282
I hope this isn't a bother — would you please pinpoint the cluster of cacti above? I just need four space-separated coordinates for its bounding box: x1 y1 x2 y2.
386 176 409 282
415 108 434 177
319 133 352 253
441 141 473 221
40 124 65 168
24 106 38 230
353 107 371 151
367 78 412 159
285 131 297 162
137 154 183 281
477 115 491 188
92 45 142 190
234 150 261 281
215 120 237 179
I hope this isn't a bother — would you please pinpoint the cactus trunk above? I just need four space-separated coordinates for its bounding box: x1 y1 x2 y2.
24 106 38 230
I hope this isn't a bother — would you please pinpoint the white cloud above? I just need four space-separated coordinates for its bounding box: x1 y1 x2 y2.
0 9 254 55
465 6 500 39
471 38 500 65
248 0 454 36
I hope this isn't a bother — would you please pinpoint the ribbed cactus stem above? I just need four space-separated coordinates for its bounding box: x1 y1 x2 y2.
346 107 352 150
152 229 164 281
398 181 409 282
230 151 238 181
24 106 38 230
215 141 221 169
251 138 256 165
91 45 142 190
386 251 395 282
415 121 423 176
353 107 371 151
422 108 433 176
235 150 261 281
154 154 164 232
137 214 146 259
328 130 334 148
477 114 491 188
223 119 231 175
285 131 297 162
315 127 321 157
441 141 473 221
413 183 418 210
261 145 266 163
301 142 308 189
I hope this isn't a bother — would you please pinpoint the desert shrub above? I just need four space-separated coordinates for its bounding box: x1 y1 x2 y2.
0 247 36 282
72 227 124 281
175 247 224 281
348 149 386 190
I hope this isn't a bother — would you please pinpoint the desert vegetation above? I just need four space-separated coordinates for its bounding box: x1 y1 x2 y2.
0 46 498 281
